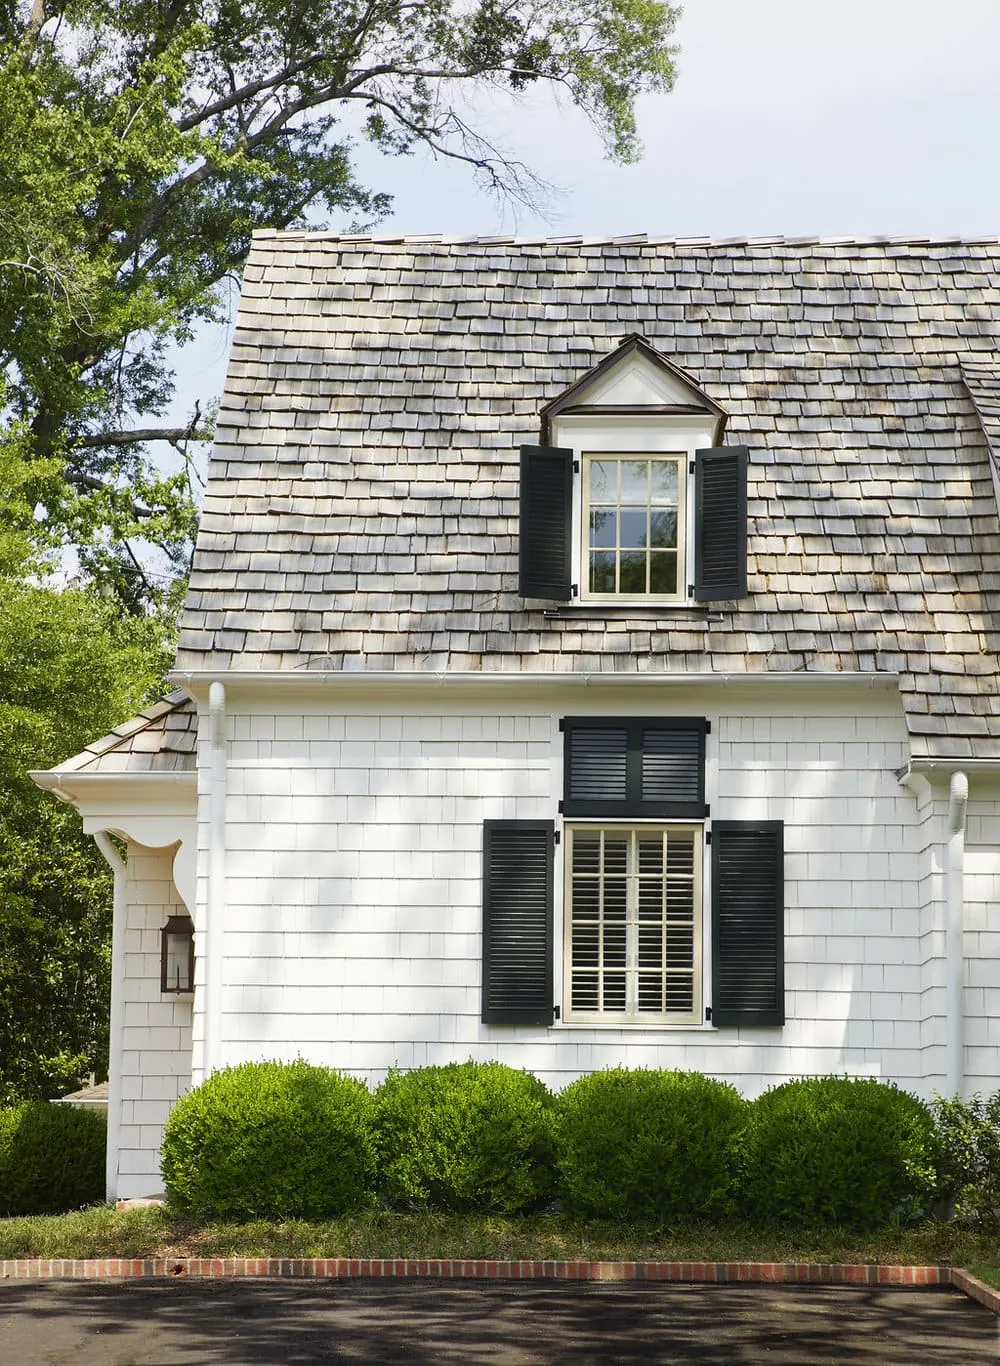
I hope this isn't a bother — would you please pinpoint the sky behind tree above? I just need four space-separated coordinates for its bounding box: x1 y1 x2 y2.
169 0 1000 416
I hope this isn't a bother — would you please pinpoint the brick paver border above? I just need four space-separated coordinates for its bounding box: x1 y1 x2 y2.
0 1256 997 1311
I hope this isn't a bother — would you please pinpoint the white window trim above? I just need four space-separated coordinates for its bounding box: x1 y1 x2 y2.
561 821 704 1027
549 411 718 607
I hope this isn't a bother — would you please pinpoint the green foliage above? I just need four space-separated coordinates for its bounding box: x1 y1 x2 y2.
161 1061 377 1220
555 1068 747 1224
0 1101 106 1215
0 526 173 1103
932 1091 1000 1230
741 1077 939 1231
375 1062 557 1212
1 1 678 604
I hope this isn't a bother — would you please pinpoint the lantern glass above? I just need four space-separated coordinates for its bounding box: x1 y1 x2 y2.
160 915 194 993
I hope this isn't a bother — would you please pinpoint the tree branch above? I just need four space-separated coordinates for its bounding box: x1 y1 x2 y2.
70 425 212 451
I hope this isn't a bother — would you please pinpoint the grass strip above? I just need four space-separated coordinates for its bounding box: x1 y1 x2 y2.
0 1206 998 1277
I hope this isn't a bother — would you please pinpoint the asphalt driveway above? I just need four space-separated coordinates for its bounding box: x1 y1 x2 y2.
0 1279 996 1364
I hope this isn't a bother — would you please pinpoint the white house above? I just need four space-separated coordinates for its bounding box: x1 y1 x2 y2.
34 232 1000 1199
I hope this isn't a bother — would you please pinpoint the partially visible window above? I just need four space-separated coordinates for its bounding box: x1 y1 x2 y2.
565 824 701 1023
583 453 685 600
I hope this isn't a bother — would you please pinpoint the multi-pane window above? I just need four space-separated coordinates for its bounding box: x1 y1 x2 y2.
565 825 701 1023
583 453 685 599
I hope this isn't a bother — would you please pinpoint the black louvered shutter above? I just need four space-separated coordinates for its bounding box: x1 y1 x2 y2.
711 821 784 1026
694 446 748 601
519 445 573 600
563 718 707 818
482 820 554 1024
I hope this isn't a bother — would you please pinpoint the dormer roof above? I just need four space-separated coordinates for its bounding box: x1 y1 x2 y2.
542 333 727 429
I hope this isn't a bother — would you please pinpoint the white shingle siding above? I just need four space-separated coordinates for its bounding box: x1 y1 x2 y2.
115 844 192 1197
192 684 967 1101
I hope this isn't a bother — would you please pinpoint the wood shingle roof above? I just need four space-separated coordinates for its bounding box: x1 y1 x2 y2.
175 232 1000 760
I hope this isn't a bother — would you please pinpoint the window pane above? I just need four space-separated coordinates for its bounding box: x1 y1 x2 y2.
649 509 677 549
620 460 648 502
603 974 627 1012
572 973 599 1012
604 834 628 874
589 551 615 593
649 553 677 594
619 551 646 594
638 975 665 1012
651 461 678 504
603 878 627 921
637 836 663 874
603 923 627 966
589 507 616 549
665 978 694 1013
590 460 616 501
572 922 600 966
618 507 647 548
637 926 663 967
572 831 601 874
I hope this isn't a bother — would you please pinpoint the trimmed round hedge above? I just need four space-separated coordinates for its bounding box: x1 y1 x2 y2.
740 1076 939 1230
0 1101 106 1215
160 1060 376 1220
375 1062 557 1212
556 1068 747 1224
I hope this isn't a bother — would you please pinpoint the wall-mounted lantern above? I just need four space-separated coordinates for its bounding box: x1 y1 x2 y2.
160 915 195 994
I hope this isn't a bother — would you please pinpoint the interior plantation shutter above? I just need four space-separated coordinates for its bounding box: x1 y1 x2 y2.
519 444 573 600
694 446 749 602
711 820 784 1026
481 820 554 1024
562 717 707 819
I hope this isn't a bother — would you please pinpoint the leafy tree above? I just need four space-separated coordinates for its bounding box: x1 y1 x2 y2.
1 0 679 604
0 451 172 1102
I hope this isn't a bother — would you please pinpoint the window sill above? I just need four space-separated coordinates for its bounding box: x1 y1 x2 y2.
542 603 724 621
550 1020 717 1032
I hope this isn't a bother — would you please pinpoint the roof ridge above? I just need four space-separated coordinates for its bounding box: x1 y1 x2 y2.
249 229 1000 249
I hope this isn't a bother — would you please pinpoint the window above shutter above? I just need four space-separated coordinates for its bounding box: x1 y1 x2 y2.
482 820 554 1025
711 820 784 1026
563 717 707 819
519 445 573 600
694 446 748 601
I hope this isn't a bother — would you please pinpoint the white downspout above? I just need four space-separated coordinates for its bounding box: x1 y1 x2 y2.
205 681 227 1079
93 831 126 1201
946 771 968 1098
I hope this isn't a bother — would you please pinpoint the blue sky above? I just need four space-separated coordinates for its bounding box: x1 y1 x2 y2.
167 0 1000 422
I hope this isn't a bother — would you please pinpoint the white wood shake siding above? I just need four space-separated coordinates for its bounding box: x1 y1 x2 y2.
180 679 981 1104
117 843 193 1198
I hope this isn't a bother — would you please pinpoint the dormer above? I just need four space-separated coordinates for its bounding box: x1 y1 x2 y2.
519 336 748 606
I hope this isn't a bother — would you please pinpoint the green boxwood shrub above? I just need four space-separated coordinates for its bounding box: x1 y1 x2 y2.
741 1076 938 1230
160 1060 376 1220
556 1068 747 1224
932 1090 1000 1229
375 1062 557 1212
0 1101 106 1215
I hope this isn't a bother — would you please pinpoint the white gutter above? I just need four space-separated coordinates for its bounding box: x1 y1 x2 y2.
946 771 968 1098
169 668 899 696
204 681 227 1080
93 832 126 1201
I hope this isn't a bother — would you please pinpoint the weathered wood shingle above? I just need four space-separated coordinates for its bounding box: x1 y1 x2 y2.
175 233 1000 760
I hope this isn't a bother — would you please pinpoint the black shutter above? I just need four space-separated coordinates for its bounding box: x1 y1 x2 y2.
482 820 554 1024
519 444 573 600
563 717 707 818
711 820 784 1026
694 446 748 601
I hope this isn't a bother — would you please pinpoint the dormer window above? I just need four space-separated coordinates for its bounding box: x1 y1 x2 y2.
518 336 748 605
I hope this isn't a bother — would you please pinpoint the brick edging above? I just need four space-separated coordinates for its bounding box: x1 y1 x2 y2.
1 1257 992 1302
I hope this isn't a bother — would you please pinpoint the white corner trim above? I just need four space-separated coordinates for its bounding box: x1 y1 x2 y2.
92 832 126 1202
946 772 969 1100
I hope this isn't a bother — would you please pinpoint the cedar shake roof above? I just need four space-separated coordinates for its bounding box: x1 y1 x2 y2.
52 690 196 773
176 232 1000 760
